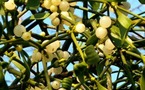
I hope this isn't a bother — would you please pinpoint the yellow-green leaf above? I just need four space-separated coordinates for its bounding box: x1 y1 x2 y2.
30 13 50 20
96 81 107 90
140 68 145 90
117 11 132 29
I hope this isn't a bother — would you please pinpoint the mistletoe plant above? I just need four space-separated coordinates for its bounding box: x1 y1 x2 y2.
0 0 145 90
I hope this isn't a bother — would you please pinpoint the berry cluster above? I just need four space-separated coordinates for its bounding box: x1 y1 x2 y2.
95 16 115 55
42 0 72 26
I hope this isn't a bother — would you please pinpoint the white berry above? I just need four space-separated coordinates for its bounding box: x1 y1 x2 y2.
105 38 115 50
50 5 58 12
95 27 107 39
14 25 26 37
51 80 60 89
75 23 85 33
43 0 52 9
99 16 112 28
51 0 61 6
52 67 63 74
51 17 60 26
16 45 23 51
57 50 64 58
59 88 66 90
62 51 70 60
40 31 46 36
59 1 70 11
46 44 57 54
4 0 16 11
32 50 42 62
121 2 131 10
21 32 31 41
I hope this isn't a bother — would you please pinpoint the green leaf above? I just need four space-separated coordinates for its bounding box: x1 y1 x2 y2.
74 62 87 83
89 1 100 11
110 25 121 37
109 26 122 47
85 45 100 65
62 78 72 90
30 13 50 20
110 32 122 48
110 11 132 47
20 51 30 81
21 50 31 66
96 81 107 90
96 60 105 75
26 0 40 10
117 14 131 30
86 34 98 45
110 25 122 48
139 0 145 4
117 10 132 39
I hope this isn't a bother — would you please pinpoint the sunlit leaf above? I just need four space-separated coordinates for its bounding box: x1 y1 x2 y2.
110 32 122 48
30 13 50 20
26 0 40 10
117 11 132 29
12 59 26 71
96 81 107 90
110 11 132 46
117 11 132 43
